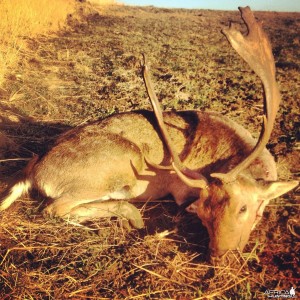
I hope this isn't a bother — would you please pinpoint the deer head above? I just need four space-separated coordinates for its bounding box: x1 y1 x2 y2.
142 7 298 262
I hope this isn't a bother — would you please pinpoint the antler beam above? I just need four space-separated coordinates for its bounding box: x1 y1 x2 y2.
211 6 281 183
141 55 208 189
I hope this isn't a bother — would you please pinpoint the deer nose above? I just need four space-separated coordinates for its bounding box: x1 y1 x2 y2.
210 254 226 265
209 248 227 265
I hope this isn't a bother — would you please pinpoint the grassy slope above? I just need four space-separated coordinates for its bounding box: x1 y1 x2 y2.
0 4 299 299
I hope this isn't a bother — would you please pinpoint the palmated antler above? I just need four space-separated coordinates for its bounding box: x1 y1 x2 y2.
142 6 280 189
211 6 281 183
143 6 280 188
141 55 208 189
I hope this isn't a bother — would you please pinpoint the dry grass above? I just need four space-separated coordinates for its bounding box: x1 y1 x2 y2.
0 201 263 299
0 0 77 86
0 0 117 152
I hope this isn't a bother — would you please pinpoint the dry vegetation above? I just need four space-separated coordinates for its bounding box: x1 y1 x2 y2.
0 0 117 86
0 4 299 299
0 0 77 87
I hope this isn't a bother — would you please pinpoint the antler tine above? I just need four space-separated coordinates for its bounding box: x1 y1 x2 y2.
141 54 184 170
141 54 208 189
211 6 281 183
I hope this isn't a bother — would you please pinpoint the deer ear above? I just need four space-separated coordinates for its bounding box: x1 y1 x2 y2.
259 180 298 200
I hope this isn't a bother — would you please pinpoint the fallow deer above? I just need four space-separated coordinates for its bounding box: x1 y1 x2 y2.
0 7 298 262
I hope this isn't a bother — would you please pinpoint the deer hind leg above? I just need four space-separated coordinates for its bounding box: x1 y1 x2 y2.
67 200 144 229
43 195 144 229
37 131 146 226
41 168 145 228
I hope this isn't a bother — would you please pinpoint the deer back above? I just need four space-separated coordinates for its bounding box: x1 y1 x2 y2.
98 110 277 181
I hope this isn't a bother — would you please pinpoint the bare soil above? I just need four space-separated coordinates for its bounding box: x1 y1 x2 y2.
0 4 299 299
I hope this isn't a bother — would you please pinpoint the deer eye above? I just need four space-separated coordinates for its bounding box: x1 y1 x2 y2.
239 205 247 214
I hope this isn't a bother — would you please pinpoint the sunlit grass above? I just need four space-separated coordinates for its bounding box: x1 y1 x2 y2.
0 0 120 86
0 0 76 86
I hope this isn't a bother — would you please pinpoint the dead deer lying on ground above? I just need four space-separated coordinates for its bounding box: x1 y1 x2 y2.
0 7 298 262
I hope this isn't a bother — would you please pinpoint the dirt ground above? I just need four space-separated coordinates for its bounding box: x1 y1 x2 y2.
0 4 299 299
